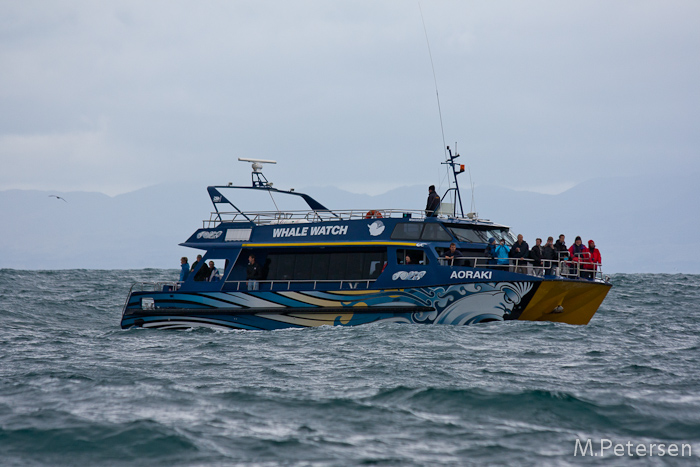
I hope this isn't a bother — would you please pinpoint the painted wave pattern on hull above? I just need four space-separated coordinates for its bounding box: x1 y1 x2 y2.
375 282 535 325
124 282 537 330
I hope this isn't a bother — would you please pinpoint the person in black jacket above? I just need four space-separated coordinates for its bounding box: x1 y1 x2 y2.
554 234 569 276
530 238 544 276
190 254 203 273
425 185 440 217
543 236 558 275
444 243 464 266
554 234 568 259
193 261 210 281
509 234 530 274
246 254 262 290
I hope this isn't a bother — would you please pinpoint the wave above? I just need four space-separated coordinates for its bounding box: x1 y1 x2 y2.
0 416 199 466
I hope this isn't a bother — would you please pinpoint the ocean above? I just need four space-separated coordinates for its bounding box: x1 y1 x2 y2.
1 270 699 466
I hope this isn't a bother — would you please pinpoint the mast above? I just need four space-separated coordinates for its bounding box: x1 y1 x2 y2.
441 145 466 218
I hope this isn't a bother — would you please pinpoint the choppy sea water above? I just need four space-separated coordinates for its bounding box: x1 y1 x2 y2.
1 270 699 466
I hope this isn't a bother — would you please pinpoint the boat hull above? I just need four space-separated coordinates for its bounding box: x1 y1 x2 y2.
121 279 611 330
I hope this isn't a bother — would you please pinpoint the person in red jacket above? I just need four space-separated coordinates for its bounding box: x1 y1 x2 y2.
587 239 602 278
568 236 589 278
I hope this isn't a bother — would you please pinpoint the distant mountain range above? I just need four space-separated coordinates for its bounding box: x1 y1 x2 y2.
1 172 697 272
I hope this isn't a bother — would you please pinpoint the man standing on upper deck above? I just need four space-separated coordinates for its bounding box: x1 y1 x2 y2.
425 185 440 217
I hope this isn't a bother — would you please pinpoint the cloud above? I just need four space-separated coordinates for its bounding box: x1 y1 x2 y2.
1 1 698 196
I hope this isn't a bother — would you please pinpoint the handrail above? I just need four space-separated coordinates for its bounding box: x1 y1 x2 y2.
128 281 181 293
223 278 376 291
438 256 606 281
203 208 446 228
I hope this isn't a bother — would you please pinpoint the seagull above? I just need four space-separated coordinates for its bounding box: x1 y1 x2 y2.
49 195 67 202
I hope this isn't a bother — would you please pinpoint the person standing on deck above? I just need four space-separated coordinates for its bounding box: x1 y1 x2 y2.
444 243 463 266
543 237 557 275
554 234 569 275
246 255 262 290
425 185 440 217
179 257 190 282
494 239 510 269
485 238 498 267
530 238 544 276
190 254 202 273
207 261 220 282
585 240 602 279
509 234 530 274
568 236 589 278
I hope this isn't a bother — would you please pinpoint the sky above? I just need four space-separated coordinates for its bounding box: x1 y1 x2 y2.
1 1 699 197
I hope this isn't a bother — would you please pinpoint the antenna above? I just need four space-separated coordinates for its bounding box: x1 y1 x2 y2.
238 158 277 188
468 167 477 219
418 2 448 163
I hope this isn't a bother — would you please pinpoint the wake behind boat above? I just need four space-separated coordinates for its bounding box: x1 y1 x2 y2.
121 152 611 330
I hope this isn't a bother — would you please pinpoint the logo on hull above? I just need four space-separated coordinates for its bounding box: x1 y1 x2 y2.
368 220 385 236
197 230 223 239
392 270 427 281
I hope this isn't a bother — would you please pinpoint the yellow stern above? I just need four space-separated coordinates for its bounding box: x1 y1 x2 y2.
519 280 612 325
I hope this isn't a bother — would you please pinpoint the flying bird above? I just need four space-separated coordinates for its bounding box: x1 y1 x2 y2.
49 195 67 202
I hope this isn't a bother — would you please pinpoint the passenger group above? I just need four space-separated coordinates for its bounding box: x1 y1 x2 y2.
485 233 601 278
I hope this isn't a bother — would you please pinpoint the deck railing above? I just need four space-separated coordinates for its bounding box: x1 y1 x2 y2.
438 256 606 281
203 209 438 228
128 257 603 300
222 279 377 291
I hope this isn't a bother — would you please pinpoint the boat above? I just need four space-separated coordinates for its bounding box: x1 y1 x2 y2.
121 151 611 330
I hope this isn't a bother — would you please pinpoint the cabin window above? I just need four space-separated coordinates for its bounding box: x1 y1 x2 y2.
421 223 453 241
448 226 487 243
396 249 429 265
391 223 423 240
487 229 516 246
447 226 516 245
264 250 387 281
391 223 452 241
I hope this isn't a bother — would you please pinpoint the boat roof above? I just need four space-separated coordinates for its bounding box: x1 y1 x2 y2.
180 157 513 249
203 184 509 229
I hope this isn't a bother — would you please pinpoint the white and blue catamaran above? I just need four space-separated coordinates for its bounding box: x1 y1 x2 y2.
121 152 611 330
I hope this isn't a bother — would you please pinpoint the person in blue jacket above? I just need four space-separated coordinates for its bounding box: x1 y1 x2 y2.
494 239 510 269
179 256 190 282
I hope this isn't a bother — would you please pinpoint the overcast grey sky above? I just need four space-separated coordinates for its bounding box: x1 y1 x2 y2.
1 1 698 196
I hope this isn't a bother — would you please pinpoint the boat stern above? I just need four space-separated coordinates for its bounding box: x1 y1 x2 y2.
517 279 612 325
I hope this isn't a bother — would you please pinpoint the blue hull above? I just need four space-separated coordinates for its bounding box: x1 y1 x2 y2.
121 282 538 330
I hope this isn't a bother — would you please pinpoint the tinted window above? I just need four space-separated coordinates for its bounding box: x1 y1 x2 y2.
327 253 348 280
264 250 387 281
448 226 487 243
311 253 330 279
421 223 453 241
487 229 515 246
391 223 423 240
293 254 313 280
276 254 295 280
